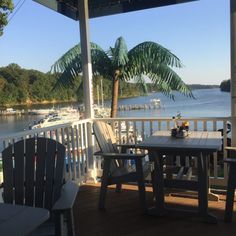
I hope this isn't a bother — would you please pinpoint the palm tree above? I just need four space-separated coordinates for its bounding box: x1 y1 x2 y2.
51 37 193 118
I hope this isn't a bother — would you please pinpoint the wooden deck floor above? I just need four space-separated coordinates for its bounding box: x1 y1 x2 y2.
73 183 236 236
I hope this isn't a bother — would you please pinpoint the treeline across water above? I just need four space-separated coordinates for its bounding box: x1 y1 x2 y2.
0 63 81 106
0 64 147 107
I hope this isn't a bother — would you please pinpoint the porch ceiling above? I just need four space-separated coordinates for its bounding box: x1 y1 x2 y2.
33 0 198 20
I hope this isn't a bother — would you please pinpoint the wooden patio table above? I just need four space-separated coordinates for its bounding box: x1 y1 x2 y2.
0 203 49 235
137 130 222 223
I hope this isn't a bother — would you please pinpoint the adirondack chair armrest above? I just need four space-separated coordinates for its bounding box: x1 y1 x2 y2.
101 153 146 160
224 158 236 164
52 180 79 212
225 146 236 151
94 151 103 156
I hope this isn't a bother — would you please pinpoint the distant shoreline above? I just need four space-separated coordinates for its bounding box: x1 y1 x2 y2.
187 84 219 90
1 86 219 109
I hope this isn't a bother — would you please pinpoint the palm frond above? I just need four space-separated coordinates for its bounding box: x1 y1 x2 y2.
127 42 183 73
148 64 194 98
154 81 174 100
51 43 112 87
52 54 83 88
51 44 82 74
91 47 112 77
122 41 192 99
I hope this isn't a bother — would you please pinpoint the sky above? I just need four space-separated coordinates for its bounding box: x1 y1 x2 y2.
0 0 230 85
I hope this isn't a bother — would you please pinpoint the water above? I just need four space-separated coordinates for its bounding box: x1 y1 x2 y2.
0 88 230 137
118 88 230 118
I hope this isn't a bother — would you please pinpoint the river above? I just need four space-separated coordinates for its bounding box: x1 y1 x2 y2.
0 88 230 137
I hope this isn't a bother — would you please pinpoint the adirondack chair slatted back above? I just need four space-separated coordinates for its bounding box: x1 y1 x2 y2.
2 137 65 210
93 121 121 172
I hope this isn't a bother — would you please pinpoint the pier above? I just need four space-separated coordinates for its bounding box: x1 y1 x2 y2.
118 103 161 111
0 108 26 116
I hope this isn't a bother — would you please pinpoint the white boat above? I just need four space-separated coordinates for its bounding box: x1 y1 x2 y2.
0 108 22 115
28 108 56 115
58 107 79 114
29 111 80 130
29 106 80 116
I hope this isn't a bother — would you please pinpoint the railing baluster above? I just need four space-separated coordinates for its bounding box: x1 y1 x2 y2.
223 120 228 184
133 121 137 144
75 124 81 179
81 123 86 176
126 120 129 143
213 152 218 179
141 121 145 141
117 121 121 144
84 122 89 175
71 126 76 180
79 123 85 177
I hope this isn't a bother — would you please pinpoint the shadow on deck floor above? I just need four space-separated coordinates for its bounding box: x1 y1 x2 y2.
73 184 236 236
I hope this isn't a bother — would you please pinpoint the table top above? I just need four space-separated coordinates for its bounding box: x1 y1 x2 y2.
138 131 222 152
0 203 49 235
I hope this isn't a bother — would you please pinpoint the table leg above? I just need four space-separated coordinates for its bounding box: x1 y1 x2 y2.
197 153 217 223
149 150 166 216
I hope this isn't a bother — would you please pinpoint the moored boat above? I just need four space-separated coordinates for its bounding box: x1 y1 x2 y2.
29 111 80 130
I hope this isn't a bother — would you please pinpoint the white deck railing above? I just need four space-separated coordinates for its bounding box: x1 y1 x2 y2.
0 117 231 187
0 119 92 183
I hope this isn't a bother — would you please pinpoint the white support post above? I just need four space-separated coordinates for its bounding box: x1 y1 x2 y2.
231 0 236 146
78 0 94 119
78 0 95 178
101 78 104 108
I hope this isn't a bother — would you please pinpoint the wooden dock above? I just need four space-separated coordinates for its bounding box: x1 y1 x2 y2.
118 103 161 111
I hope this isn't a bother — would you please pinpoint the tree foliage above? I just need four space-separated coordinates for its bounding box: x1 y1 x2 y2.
0 64 82 106
220 79 230 92
0 0 14 36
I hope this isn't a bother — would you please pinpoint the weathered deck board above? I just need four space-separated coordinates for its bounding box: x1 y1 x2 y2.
73 183 236 236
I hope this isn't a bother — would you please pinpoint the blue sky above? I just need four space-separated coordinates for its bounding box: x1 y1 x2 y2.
0 0 230 85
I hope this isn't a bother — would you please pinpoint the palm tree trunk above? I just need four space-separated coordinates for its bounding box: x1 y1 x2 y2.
110 74 119 118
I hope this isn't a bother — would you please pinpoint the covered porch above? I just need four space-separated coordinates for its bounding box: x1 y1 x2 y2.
1 0 236 235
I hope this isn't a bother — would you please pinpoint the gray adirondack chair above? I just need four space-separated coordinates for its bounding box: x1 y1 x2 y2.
1 137 79 235
224 146 236 222
93 121 150 213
